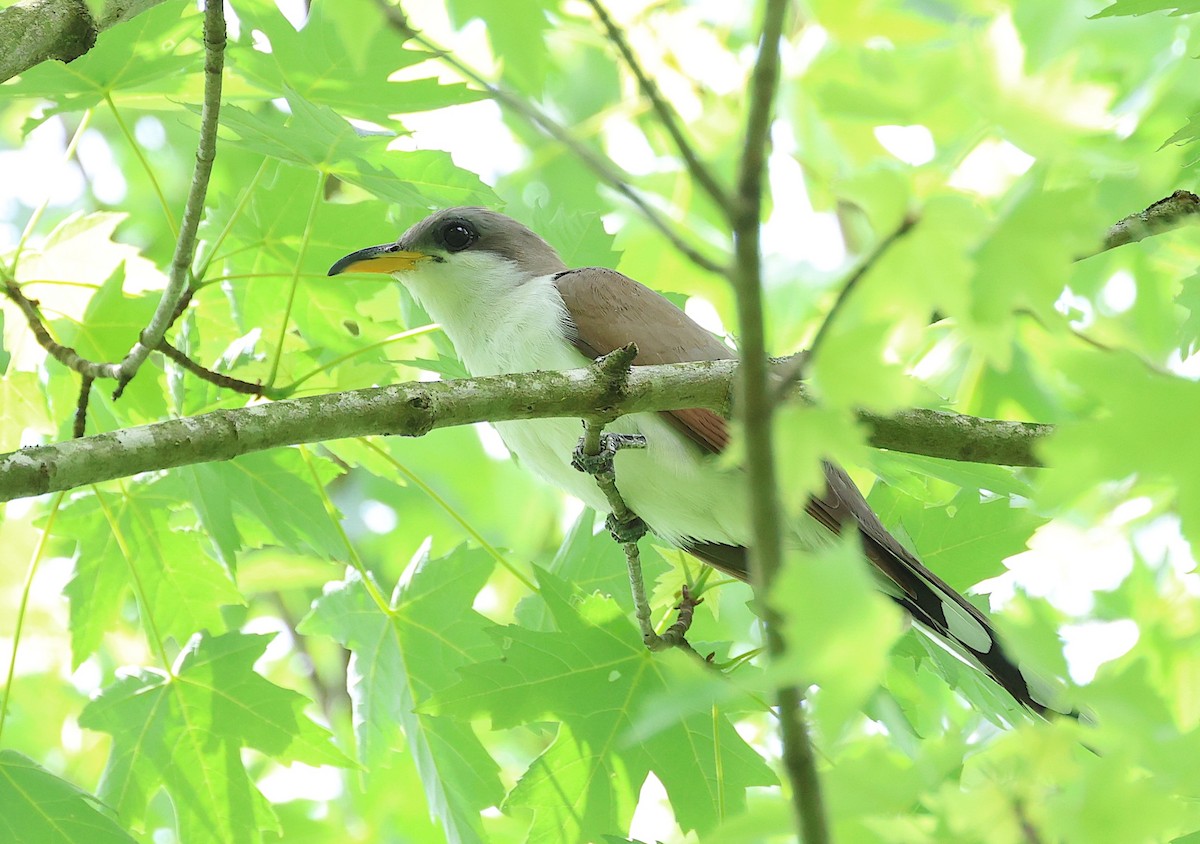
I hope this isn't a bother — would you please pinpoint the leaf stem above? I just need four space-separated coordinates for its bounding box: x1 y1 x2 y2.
297 445 393 614
10 109 92 272
0 491 66 743
193 158 269 282
373 0 723 276
267 170 325 388
357 438 536 592
92 485 174 671
283 323 442 393
105 92 177 235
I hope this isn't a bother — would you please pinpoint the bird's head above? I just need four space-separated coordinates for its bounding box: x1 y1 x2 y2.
327 207 567 285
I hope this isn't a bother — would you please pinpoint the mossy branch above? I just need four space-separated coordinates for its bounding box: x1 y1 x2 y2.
0 0 166 83
0 359 1051 504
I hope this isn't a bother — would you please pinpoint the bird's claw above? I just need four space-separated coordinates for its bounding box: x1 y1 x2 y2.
571 432 647 475
605 511 648 544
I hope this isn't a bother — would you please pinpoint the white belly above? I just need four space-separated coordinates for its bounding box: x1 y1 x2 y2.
404 265 823 550
494 412 752 547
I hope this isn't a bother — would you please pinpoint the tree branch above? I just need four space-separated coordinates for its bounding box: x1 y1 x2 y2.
0 361 1052 503
858 406 1049 467
113 0 225 397
806 215 918 371
73 375 93 438
1 280 121 380
582 0 732 210
729 0 784 600
729 2 830 841
571 346 700 654
1087 189 1200 258
0 0 166 83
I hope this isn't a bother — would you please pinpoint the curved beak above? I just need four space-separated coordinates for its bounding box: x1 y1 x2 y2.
327 244 433 276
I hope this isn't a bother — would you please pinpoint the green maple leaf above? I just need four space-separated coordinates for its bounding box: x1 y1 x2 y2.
1039 352 1200 547
57 482 245 668
0 371 53 451
427 569 775 841
1179 271 1200 354
215 89 495 208
78 632 347 844
446 0 553 89
0 751 136 844
870 487 1047 593
1091 0 1200 17
770 537 906 740
529 206 622 271
198 164 412 365
163 449 348 569
966 179 1106 365
516 508 669 630
4 3 198 116
229 0 484 123
298 546 504 844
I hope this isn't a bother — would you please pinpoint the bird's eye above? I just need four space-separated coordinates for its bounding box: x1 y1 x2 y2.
442 222 476 252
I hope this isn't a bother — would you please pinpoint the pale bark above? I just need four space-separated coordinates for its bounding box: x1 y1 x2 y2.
0 360 1050 503
0 0 166 83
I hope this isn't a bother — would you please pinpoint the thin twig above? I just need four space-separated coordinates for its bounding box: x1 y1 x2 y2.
776 684 826 839
10 110 93 271
74 375 93 438
268 591 345 724
1 281 120 379
167 286 197 327
806 215 918 371
156 339 271 396
373 0 723 276
1013 800 1045 844
729 1 831 841
729 0 787 598
577 423 704 657
576 347 661 646
1015 307 1174 378
582 0 731 210
113 0 226 397
773 214 917 400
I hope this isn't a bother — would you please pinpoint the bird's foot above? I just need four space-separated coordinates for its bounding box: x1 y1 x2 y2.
605 511 648 544
571 431 647 476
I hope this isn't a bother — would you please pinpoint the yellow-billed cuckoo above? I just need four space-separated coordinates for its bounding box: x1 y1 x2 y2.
329 206 1053 715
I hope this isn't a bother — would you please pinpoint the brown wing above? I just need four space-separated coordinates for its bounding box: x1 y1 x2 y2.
553 267 1053 715
554 268 734 452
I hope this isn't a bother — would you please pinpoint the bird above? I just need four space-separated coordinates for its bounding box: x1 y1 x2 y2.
328 206 1056 716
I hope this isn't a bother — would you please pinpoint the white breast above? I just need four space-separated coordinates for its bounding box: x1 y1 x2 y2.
397 257 788 549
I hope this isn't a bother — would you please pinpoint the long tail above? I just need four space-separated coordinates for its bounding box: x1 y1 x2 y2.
683 462 1059 717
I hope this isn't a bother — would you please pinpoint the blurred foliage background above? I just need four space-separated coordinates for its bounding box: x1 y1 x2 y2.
4 0 1200 841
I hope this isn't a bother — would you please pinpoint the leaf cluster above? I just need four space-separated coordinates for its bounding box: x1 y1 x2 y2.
3 0 1200 842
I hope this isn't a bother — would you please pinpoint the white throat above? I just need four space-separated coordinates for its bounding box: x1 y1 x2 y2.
396 253 584 377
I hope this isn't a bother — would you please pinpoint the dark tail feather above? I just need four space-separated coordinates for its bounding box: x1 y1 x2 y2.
681 462 1066 717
